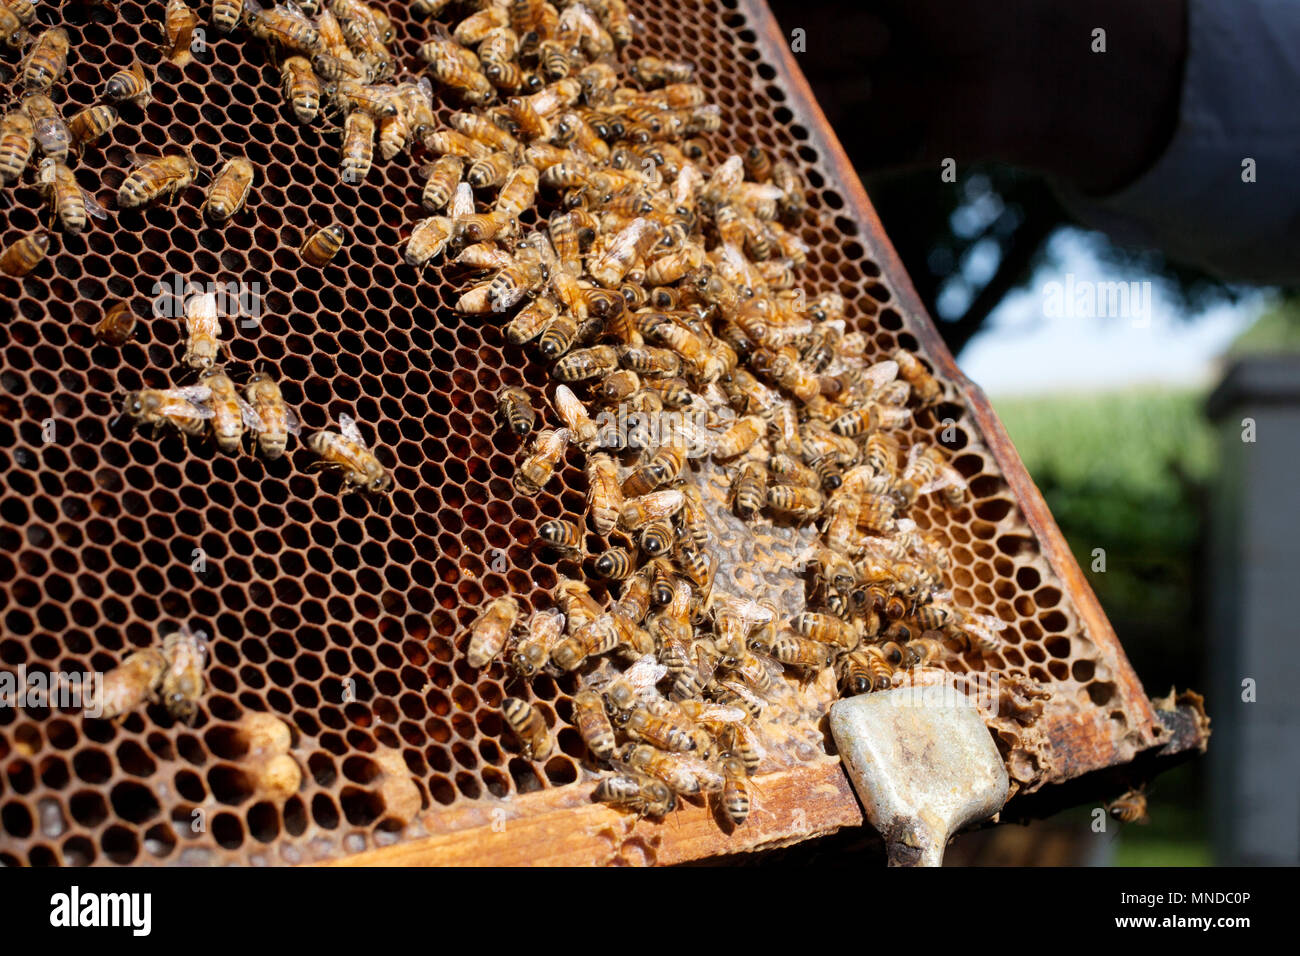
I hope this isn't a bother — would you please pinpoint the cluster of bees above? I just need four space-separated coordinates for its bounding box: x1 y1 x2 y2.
417 0 1028 824
0 1 373 276
0 5 395 490
120 285 393 492
4 0 1041 832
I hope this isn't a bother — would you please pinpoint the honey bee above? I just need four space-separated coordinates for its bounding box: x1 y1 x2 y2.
499 293 552 344
122 385 215 436
340 110 376 183
244 370 301 459
160 625 208 723
539 518 583 556
419 34 494 104
830 404 878 439
514 427 569 494
751 625 828 674
591 547 632 581
572 688 617 762
462 149 511 188
554 575 601 633
509 608 565 678
717 754 752 825
902 637 946 667
307 412 393 493
712 415 763 460
181 290 222 369
404 216 454 267
623 705 699 753
212 0 245 33
496 385 535 437
280 56 321 123
593 772 675 818
635 519 671 557
95 647 167 720
118 151 198 208
771 160 806 220
795 611 860 651
202 157 255 223
200 366 258 453
0 230 50 278
21 27 69 91
22 94 69 164
495 163 540 219
420 154 463 212
105 61 153 108
627 55 695 88
1106 788 1149 825
620 743 723 796
597 653 667 718
766 483 825 521
37 159 107 235
550 613 626 671
622 439 685 497
246 0 322 55
300 223 346 267
67 105 118 152
585 453 623 535
618 345 680 377
618 489 684 532
546 385 596 448
163 0 199 67
0 110 34 185
0 5 26 50
769 453 819 489
553 345 618 382
838 648 893 695
728 457 767 519
895 349 942 405
678 484 709 550
589 217 659 287
465 596 520 669
502 696 553 760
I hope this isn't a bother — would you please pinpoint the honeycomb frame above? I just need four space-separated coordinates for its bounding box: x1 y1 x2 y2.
0 0 1163 867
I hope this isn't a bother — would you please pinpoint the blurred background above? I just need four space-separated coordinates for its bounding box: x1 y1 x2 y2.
767 0 1300 866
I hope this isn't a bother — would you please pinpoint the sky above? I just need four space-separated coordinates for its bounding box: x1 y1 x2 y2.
953 230 1270 396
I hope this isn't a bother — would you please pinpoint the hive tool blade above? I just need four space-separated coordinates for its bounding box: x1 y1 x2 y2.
829 681 1009 866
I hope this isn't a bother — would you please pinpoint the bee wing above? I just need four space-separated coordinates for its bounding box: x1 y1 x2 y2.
283 405 302 436
529 608 566 647
127 151 160 169
82 190 109 221
172 384 213 405
32 115 64 143
717 678 766 711
864 359 900 389
965 613 1009 642
621 653 668 691
451 181 475 218
337 412 368 448
690 702 748 724
238 396 263 432
749 650 786 684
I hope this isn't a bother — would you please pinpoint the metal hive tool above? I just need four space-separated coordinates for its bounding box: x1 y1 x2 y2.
0 0 1200 867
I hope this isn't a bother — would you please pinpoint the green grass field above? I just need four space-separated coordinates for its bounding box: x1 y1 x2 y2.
988 389 1215 866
